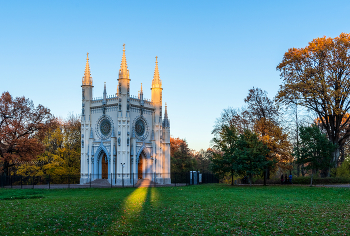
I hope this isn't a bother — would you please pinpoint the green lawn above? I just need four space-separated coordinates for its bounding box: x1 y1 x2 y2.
0 185 350 235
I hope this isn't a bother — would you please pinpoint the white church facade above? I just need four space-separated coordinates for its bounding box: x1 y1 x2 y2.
80 45 171 185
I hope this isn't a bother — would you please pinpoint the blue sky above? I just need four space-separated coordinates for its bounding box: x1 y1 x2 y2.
1 0 350 151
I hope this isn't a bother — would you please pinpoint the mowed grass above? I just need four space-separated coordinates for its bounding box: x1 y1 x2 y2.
1 185 350 235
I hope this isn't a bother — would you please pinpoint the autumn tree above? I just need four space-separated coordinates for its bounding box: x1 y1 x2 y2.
170 137 196 174
0 92 53 176
244 87 293 184
213 88 293 185
16 115 81 176
277 33 350 168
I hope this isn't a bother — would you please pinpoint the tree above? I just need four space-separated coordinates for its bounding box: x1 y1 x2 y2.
277 33 350 167
193 149 212 172
253 118 293 173
244 87 292 185
211 124 270 185
212 107 251 135
336 157 350 178
244 87 279 122
294 125 337 186
213 88 293 185
16 115 81 176
170 137 196 174
211 124 239 185
0 92 53 176
234 129 270 185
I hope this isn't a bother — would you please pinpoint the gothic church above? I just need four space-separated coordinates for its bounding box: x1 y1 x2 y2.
80 45 171 185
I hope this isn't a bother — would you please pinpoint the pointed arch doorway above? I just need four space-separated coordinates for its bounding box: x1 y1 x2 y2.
138 156 143 179
102 153 108 179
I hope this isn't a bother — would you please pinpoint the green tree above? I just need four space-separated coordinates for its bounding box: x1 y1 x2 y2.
234 129 270 185
211 125 270 185
211 124 239 185
336 157 350 178
294 125 337 186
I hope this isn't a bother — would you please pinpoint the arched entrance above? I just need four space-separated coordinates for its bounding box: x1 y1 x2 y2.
138 156 143 179
102 153 108 179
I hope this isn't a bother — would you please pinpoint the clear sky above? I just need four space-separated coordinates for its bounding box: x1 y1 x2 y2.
1 0 350 151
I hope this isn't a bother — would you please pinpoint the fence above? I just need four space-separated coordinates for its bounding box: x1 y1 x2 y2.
0 172 219 189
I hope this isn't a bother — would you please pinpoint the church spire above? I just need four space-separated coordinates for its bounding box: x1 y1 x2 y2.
162 103 170 128
140 83 143 100
103 82 107 105
119 44 129 80
152 56 162 88
82 52 93 86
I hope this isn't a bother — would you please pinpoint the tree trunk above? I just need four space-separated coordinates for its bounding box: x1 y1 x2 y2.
249 174 252 186
301 164 305 176
263 169 267 186
297 164 300 177
332 147 340 168
310 172 313 187
231 170 234 186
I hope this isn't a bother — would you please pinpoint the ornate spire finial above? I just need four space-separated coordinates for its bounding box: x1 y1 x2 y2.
119 44 129 80
152 56 161 87
82 52 92 86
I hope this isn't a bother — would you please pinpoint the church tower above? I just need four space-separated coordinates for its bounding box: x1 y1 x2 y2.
116 44 131 180
151 56 164 180
81 53 93 183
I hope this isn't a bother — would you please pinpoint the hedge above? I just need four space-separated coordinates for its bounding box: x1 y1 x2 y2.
252 177 350 185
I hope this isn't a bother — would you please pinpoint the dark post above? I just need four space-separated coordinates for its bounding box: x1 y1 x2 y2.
68 175 70 189
10 174 12 188
121 163 125 188
21 175 22 189
32 175 35 189
175 173 177 187
49 174 50 189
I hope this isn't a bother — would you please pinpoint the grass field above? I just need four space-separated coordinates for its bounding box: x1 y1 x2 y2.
0 184 350 235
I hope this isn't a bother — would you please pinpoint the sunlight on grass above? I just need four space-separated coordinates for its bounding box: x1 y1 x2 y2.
111 187 149 233
150 187 160 207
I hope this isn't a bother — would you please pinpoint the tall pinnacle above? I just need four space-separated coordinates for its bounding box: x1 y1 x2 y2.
82 52 93 86
152 56 162 88
140 83 143 100
162 102 170 128
103 82 107 105
164 102 168 118
119 44 130 80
